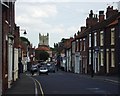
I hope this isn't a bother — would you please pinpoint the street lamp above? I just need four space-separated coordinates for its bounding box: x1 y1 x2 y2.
20 29 27 35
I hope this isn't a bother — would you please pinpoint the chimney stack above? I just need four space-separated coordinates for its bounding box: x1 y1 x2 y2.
86 10 98 28
99 11 104 22
106 6 118 19
81 26 86 32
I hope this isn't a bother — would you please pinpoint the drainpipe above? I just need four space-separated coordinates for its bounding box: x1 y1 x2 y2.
0 2 2 96
91 26 94 77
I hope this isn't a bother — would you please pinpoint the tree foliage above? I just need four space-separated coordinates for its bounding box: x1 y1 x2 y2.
20 37 30 45
35 50 49 61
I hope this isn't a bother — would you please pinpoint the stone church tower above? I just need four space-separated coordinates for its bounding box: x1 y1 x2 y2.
38 33 49 47
36 33 52 61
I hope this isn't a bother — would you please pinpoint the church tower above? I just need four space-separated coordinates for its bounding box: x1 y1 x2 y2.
38 33 49 47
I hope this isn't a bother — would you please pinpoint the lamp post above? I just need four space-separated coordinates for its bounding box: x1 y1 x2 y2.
19 29 28 73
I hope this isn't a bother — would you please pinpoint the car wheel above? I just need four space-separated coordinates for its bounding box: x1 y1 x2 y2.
46 73 48 75
39 73 41 75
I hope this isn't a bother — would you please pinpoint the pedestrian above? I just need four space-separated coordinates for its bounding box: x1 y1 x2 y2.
91 69 94 77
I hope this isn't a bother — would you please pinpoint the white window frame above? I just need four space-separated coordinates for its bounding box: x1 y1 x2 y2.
89 50 91 65
89 34 91 47
111 49 115 67
100 31 104 46
80 39 82 51
94 32 97 46
100 49 104 66
83 38 85 51
76 39 79 52
72 41 75 53
111 28 115 45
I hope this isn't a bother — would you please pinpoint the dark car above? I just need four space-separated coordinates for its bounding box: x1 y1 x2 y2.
31 64 38 75
39 66 48 75
47 63 55 73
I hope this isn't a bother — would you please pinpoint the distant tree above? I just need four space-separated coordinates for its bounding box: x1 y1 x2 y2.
35 50 49 61
20 37 30 45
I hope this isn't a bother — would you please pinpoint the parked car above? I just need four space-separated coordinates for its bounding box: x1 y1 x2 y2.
31 64 38 75
47 63 55 73
39 66 48 75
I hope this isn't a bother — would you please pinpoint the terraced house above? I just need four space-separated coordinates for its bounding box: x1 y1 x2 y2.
0 1 20 94
72 6 120 75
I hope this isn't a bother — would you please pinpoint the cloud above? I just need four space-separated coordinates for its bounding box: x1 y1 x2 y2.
15 0 118 2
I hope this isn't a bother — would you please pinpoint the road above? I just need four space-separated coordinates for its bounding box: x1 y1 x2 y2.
33 70 120 95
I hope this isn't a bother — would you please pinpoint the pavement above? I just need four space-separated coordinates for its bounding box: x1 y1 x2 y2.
2 71 120 95
3 72 35 96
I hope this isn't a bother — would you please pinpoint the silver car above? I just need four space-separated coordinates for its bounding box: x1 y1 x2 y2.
39 66 48 75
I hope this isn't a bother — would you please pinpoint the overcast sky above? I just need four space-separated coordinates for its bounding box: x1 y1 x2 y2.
15 0 118 48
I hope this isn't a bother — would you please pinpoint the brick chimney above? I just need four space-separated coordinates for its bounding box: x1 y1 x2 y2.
81 26 86 32
106 6 118 19
86 10 98 28
99 11 104 22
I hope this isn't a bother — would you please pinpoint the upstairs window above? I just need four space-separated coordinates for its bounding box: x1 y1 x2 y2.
100 31 104 46
83 38 86 51
76 39 79 52
80 39 82 51
89 34 91 47
94 32 97 46
111 28 115 45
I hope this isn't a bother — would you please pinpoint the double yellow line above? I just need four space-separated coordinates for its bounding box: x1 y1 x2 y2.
29 76 44 96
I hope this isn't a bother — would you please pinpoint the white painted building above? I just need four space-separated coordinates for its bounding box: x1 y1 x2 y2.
71 41 75 72
66 48 72 72
8 35 14 88
75 52 80 74
13 48 18 81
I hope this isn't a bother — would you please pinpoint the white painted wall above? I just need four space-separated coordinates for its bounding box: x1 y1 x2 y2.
8 38 13 88
75 52 80 74
22 57 27 72
14 48 18 81
68 49 71 71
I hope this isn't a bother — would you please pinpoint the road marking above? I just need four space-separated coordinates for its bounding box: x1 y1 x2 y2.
34 78 44 96
105 79 120 84
29 77 38 96
28 75 44 96
87 87 110 94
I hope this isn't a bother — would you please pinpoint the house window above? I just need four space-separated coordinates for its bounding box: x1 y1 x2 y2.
83 38 86 51
111 28 115 45
94 32 97 46
111 49 115 67
72 42 75 53
100 49 104 66
80 39 82 51
89 34 91 47
89 50 91 65
100 31 104 46
76 39 79 51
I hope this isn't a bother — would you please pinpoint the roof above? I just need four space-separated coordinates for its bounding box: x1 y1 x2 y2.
75 12 120 40
36 45 50 51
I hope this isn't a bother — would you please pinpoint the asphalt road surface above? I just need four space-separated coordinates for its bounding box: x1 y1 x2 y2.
33 70 120 95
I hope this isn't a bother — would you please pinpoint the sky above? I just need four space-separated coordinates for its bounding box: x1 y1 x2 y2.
15 0 118 48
